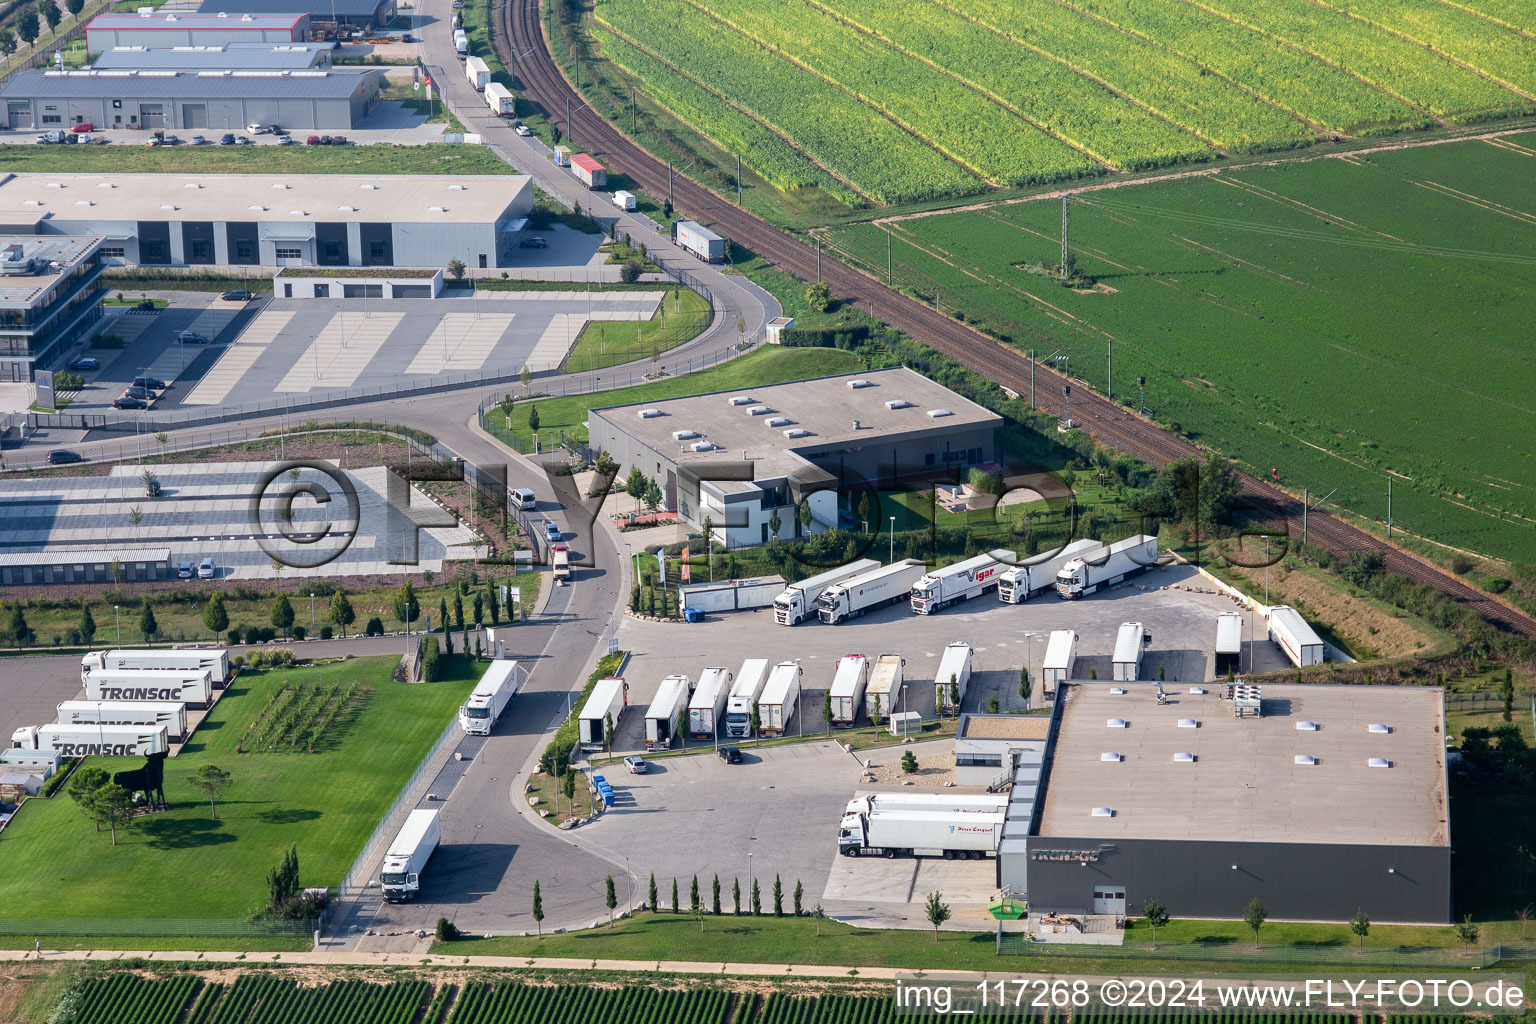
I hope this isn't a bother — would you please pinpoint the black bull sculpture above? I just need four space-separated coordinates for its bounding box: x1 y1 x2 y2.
113 751 168 807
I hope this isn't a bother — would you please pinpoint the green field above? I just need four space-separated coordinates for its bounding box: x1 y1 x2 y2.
589 0 1533 207
823 136 1536 561
0 656 477 922
0 144 512 176
562 284 712 373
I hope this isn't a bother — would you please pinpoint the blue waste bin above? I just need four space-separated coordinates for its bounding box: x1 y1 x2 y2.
684 607 703 623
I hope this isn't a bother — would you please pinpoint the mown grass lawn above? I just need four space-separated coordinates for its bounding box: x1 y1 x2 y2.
0 655 479 920
562 285 711 374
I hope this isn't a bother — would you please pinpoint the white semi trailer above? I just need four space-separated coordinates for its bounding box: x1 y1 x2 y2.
84 669 213 710
723 659 769 739
379 809 441 902
818 559 926 624
1112 622 1150 682
1269 606 1325 667
828 654 869 726
56 700 189 743
1055 534 1159 599
688 666 733 739
1040 629 1078 701
757 661 802 736
645 675 690 751
910 551 1007 614
997 539 1099 603
578 677 628 750
838 808 1004 859
1215 612 1244 676
11 723 168 758
845 792 1008 817
82 649 230 686
934 642 972 714
772 559 878 625
866 654 905 720
458 660 525 735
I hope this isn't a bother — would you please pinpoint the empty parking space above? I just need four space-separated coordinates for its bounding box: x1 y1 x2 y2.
275 311 405 392
403 313 515 374
183 309 295 406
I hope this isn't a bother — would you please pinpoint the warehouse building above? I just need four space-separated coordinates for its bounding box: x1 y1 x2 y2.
588 367 1001 547
0 235 106 383
1 68 381 132
1001 681 1451 924
0 172 533 270
197 0 396 30
954 713 1051 787
91 42 333 70
0 547 173 585
85 11 310 50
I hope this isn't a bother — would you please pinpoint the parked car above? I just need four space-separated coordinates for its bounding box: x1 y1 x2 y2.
306 135 321 145
623 755 648 774
69 357 99 371
47 449 83 465
145 477 162 497
330 135 349 145
276 135 296 145
219 133 235 145
177 561 195 579
70 122 94 133
318 135 335 145
545 521 561 543
515 124 532 137
177 330 209 344
220 289 253 302
246 123 268 135
190 135 208 145
235 136 252 146
112 396 147 410
198 557 216 580
36 130 66 144
519 236 547 249
717 746 742 765
161 134 180 146
132 375 166 391
123 386 154 401
143 137 161 147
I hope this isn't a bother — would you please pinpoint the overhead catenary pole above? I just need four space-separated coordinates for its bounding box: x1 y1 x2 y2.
736 153 742 204
1061 193 1071 282
1387 476 1393 540
887 225 892 285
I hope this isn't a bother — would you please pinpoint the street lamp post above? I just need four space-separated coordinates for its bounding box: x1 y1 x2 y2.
1262 536 1270 605
114 605 120 646
747 850 754 916
888 516 895 562
310 591 316 632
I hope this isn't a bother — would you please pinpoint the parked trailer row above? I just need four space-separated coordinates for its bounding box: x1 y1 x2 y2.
1055 534 1159 599
773 559 878 625
11 722 169 758
723 659 768 740
998 539 1099 603
464 55 490 90
1112 622 1151 681
839 807 1003 859
1040 629 1078 701
645 675 690 751
818 559 926 624
757 661 801 736
56 700 188 743
85 669 213 710
828 654 868 726
82 648 230 686
688 666 733 739
865 654 904 719
1215 612 1244 675
910 551 1007 614
484 82 514 116
681 576 785 616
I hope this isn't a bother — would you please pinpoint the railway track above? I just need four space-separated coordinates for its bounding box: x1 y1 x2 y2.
497 0 1535 640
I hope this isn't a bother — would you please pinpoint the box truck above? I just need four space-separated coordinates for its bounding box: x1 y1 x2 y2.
1040 629 1078 701
84 669 213 710
553 144 571 166
611 190 636 212
458 660 525 735
464 55 490 89
866 654 904 720
680 576 785 615
829 654 868 726
552 547 571 583
1268 606 1325 667
645 675 690 751
757 660 802 736
56 700 188 743
484 82 514 116
379 809 440 902
688 666 733 738
674 220 724 262
817 559 926 624
453 29 468 55
1112 622 1150 682
910 551 1006 614
1055 534 1158 599
11 723 168 758
578 677 627 750
570 153 607 189
772 559 878 625
82 648 230 686
838 808 1003 859
934 642 972 714
998 539 1099 603
723 659 769 739
1215 612 1243 676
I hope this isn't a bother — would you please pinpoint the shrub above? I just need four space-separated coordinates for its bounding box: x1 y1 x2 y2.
226 626 244 645
292 625 307 641
435 916 459 941
364 616 385 636
1451 556 1474 575
320 626 333 640
1482 576 1511 594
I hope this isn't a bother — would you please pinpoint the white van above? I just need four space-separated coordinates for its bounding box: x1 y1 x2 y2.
510 487 536 511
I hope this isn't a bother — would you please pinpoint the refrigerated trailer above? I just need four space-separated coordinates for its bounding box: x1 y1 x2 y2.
484 82 514 116
577 677 627 750
11 722 168 758
82 648 230 686
56 700 188 743
645 675 690 751
464 55 490 89
910 551 1007 614
84 669 213 710
838 808 1004 859
688 666 733 739
828 654 869 726
723 659 770 739
757 660 802 736
675 220 724 262
1268 606 1325 667
458 660 525 735
570 153 607 189
866 654 904 720
934 642 972 714
1215 612 1244 676
998 539 1099 603
773 559 878 625
380 809 440 902
818 559 926 624
1055 534 1159 599
1113 622 1150 682
1040 629 1078 701
845 792 1007 817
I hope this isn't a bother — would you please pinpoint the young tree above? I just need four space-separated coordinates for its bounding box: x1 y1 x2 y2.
1242 898 1268 948
604 711 614 753
394 581 419 627
486 586 499 626
901 750 919 773
472 593 484 627
804 280 832 313
822 690 833 734
84 783 134 846
520 365 532 392
138 601 157 641
527 404 541 433
712 873 721 915
1455 914 1480 950
648 872 658 912
270 595 294 638
949 675 961 715
624 466 648 505
202 593 228 642
772 874 783 917
447 257 466 281
689 874 700 913
8 603 34 646
1348 908 1370 950
1019 665 1029 705
766 507 781 541
870 693 883 733
1515 903 1533 941
452 593 465 630
793 879 803 917
16 7 40 44
439 596 449 633
671 877 679 914
605 875 617 926
328 590 354 637
812 903 825 937
751 878 761 916
676 701 687 751
799 500 814 536
532 880 544 937
924 890 951 941
0 29 16 56
77 601 96 643
64 0 83 17
67 765 110 830
987 695 1000 713
691 898 706 933
1142 898 1170 949
642 479 663 514
187 765 232 820
856 490 875 532
732 877 742 915
39 0 59 30
1502 668 1515 723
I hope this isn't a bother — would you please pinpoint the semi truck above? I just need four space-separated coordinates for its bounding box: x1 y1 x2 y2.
1112 622 1150 682
828 654 868 726
464 55 490 89
910 551 1006 614
84 669 213 710
577 677 627 750
772 559 878 625
1215 612 1244 676
82 648 230 686
679 576 785 615
457 660 525 735
570 154 607 189
688 666 733 739
379 809 440 902
845 792 1007 817
1055 534 1159 599
723 659 769 739
757 660 802 736
56 700 188 743
997 539 1099 603
645 675 690 751
838 808 1004 859
1040 629 1078 701
817 559 926 624
934 642 972 714
866 654 904 720
484 82 514 116
675 220 725 263
11 723 169 758
1268 606 1325 667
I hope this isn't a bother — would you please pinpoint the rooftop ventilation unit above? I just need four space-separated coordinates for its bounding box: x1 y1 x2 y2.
1296 721 1319 731
158 204 177 211
248 205 266 211
638 408 662 419
74 200 93 206
271 183 290 189
359 184 379 190
747 405 770 416
45 182 63 189
1190 686 1206 695
447 184 465 191
1109 687 1126 695
338 205 356 212
927 409 953 418
783 428 811 438
184 182 202 188
1090 807 1115 817
671 429 699 441
1232 683 1262 718
1367 757 1391 768
1294 754 1317 766
21 200 41 207
1105 718 1128 729
884 399 910 410
97 182 116 188
288 210 306 216
428 206 446 213
690 441 716 453
728 395 753 406
1099 752 1122 762
1367 723 1390 734
847 379 875 389
764 417 791 428
1173 752 1196 763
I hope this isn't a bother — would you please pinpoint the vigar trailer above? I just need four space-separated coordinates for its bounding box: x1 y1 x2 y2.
11 722 168 758
484 82 514 116
757 660 802 736
1055 534 1159 599
838 808 1004 859
84 669 213 710
688 666 733 739
772 558 878 625
464 55 490 89
674 220 724 262
1269 606 1325 667
570 153 607 189
458 660 525 736
645 674 690 751
1040 629 1078 701
865 654 905 720
998 539 1099 603
577 677 628 750
910 551 1006 614
379 808 440 902
817 559 926 624
828 654 868 726
723 659 769 739
934 642 972 714
82 648 230 686
1215 612 1244 675
56 700 189 743
1112 622 1150 682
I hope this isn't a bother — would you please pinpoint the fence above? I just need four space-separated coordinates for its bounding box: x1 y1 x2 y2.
1445 691 1527 713
0 915 324 939
997 933 1536 968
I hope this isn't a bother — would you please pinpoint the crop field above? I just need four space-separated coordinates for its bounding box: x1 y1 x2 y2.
821 135 1536 561
591 0 1534 207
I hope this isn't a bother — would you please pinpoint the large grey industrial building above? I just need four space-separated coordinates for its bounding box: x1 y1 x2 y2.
90 42 333 71
1000 681 1452 924
85 11 310 51
0 235 106 383
1 67 381 131
587 367 1001 547
0 172 533 270
197 0 396 30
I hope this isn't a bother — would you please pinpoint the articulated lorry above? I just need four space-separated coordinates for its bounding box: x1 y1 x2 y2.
577 677 627 750
723 659 769 739
772 559 878 625
82 648 230 687
56 700 188 743
1040 629 1078 701
1268 606 1325 667
757 661 802 736
845 792 1007 817
1055 534 1159 599
997 539 1099 603
645 675 690 751
1112 622 1150 682
688 666 733 739
817 559 926 624
910 552 1007 614
1215 612 1244 676
828 654 869 726
934 642 972 714
83 669 213 710
838 808 1004 859
458 660 525 735
11 722 169 758
866 654 905 720
380 809 441 902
